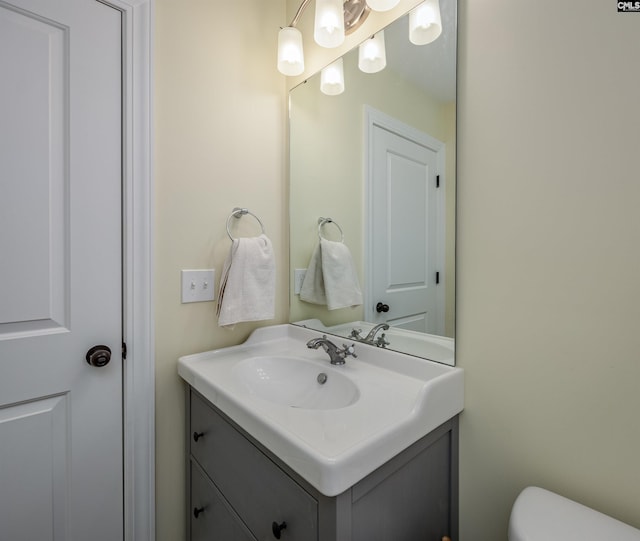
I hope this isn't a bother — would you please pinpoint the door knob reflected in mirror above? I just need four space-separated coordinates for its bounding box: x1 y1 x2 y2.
376 302 390 313
86 345 112 367
272 521 287 539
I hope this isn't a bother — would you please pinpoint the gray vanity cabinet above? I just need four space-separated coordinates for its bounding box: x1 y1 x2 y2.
187 388 459 541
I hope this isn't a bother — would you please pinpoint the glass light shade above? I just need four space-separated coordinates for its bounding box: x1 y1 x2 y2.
314 0 345 48
277 27 304 76
365 0 400 11
409 0 442 45
358 31 386 73
320 58 345 95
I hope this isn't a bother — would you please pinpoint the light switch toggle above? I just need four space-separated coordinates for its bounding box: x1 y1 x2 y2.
181 269 215 303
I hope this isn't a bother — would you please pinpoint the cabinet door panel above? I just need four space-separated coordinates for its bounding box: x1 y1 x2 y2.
351 432 452 541
191 461 256 541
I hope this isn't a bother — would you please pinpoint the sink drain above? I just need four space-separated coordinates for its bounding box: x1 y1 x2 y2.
317 373 328 385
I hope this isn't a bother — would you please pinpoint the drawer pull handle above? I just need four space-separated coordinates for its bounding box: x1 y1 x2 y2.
193 507 204 519
193 431 204 442
271 521 287 539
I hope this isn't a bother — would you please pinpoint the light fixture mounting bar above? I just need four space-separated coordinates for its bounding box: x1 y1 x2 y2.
344 0 370 34
289 0 313 27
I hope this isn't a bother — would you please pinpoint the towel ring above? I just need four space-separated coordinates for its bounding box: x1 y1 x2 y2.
318 217 344 242
226 207 266 241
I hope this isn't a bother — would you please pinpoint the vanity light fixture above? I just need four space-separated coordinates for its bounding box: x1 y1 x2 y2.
358 31 386 73
277 26 305 76
278 0 372 76
278 0 442 82
409 0 442 45
320 57 345 95
314 0 346 48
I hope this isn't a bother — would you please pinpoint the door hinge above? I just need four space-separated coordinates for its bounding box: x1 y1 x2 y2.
122 341 127 360
436 175 440 188
436 271 440 285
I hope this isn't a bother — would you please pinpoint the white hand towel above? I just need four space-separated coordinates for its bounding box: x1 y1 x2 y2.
320 238 363 310
299 238 362 310
298 243 326 306
217 234 276 328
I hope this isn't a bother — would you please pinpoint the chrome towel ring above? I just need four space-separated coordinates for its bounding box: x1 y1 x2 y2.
318 217 344 242
226 207 266 241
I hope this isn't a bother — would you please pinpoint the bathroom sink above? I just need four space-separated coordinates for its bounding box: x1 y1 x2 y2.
178 324 464 496
232 356 360 410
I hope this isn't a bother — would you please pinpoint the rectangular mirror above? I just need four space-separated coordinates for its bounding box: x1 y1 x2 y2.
289 0 456 365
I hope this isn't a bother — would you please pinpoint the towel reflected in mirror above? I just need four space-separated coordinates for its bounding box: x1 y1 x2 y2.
299 238 362 310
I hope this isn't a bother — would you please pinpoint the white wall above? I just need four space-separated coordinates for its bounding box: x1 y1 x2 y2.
154 1 286 539
457 0 640 539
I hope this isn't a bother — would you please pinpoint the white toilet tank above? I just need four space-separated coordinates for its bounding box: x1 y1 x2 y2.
509 486 640 541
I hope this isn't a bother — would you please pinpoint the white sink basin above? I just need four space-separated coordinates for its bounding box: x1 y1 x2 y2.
178 324 464 497
232 356 360 410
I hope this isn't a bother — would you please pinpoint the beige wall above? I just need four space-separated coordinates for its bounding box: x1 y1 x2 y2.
155 1 640 540
457 0 640 539
154 1 286 539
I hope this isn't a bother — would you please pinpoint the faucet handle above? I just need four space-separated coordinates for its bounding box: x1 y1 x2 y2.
342 344 357 358
374 334 389 348
349 328 363 339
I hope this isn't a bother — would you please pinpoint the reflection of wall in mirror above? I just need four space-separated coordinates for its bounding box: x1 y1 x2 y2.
290 49 456 337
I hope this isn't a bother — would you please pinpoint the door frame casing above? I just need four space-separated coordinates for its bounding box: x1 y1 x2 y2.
364 105 446 335
102 1 155 540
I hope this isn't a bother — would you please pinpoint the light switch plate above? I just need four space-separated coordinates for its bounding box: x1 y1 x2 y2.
294 268 306 295
181 269 215 303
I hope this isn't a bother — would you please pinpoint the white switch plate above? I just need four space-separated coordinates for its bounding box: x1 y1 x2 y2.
294 268 306 295
181 269 215 303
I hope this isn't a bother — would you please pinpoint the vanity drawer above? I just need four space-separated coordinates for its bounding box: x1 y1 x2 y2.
191 460 256 541
191 392 318 541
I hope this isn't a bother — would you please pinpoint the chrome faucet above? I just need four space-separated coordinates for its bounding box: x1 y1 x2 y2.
306 335 357 365
350 323 390 348
364 323 390 343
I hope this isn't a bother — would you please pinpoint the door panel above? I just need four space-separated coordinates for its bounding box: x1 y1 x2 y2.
388 152 428 288
370 123 440 333
0 3 68 334
0 0 123 539
0 395 69 541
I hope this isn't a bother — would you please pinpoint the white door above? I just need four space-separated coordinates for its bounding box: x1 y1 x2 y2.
366 109 445 334
0 0 123 539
